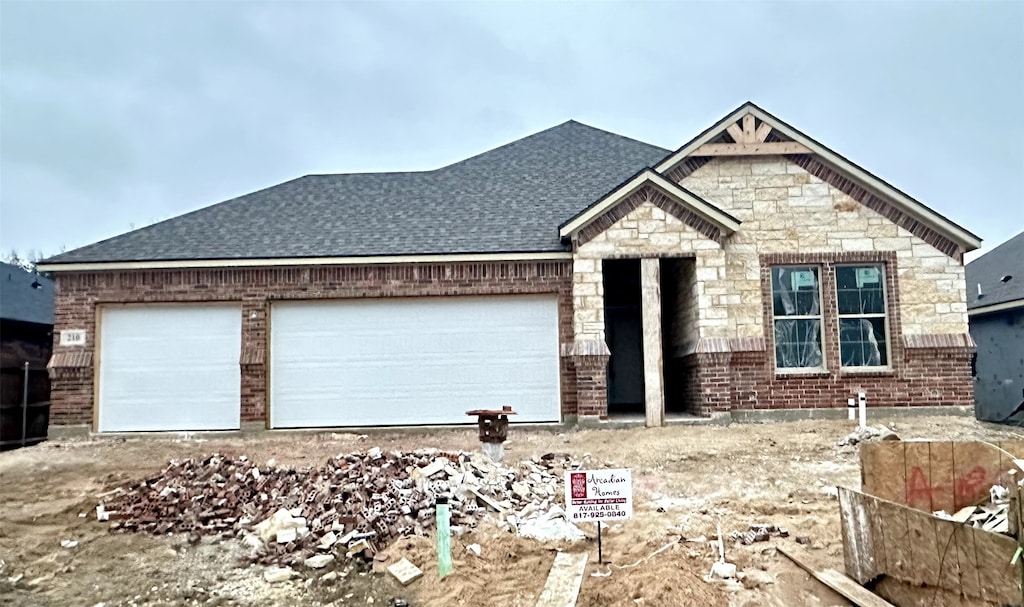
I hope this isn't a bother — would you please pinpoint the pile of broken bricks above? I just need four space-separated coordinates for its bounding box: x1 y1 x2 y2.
96 448 587 570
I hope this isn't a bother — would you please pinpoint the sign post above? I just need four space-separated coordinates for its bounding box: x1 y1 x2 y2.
565 469 633 564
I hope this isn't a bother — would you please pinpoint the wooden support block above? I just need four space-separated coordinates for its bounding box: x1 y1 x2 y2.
536 552 589 607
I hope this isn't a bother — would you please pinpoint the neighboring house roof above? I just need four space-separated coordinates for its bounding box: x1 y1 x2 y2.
656 102 982 252
41 121 668 264
966 230 1024 314
0 262 55 325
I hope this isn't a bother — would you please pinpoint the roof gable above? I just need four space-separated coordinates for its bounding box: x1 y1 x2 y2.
656 103 981 256
559 169 740 244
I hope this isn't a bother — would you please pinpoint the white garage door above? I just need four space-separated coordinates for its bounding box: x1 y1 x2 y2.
98 305 241 432
270 295 560 428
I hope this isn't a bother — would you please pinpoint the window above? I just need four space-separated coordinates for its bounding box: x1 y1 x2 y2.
771 266 823 369
836 264 888 367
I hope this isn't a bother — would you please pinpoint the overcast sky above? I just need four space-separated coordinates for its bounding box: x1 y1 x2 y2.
1 1 1022 262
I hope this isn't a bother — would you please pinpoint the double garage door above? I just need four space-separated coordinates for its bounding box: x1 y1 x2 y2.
98 296 560 432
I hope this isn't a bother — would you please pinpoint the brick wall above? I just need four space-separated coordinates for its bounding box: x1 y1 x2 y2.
49 261 573 427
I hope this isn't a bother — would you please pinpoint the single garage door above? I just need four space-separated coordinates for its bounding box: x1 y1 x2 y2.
98 305 241 432
270 295 560 428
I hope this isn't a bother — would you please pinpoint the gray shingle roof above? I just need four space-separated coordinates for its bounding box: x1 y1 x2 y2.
0 262 54 325
966 230 1024 310
44 121 669 263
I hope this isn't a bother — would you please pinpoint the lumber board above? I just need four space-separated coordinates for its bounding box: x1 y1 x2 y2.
839 487 880 584
535 552 589 607
928 441 956 515
690 141 811 156
726 123 744 143
903 441 933 512
755 122 772 142
779 547 895 607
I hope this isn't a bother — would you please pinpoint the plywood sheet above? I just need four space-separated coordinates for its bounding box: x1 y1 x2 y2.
952 441 1000 510
861 442 905 504
952 523 982 599
839 487 880 584
903 506 940 587
969 525 1019 605
903 441 934 512
928 441 956 515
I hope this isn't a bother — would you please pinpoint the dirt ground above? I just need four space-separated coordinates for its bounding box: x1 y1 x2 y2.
2 415 1021 607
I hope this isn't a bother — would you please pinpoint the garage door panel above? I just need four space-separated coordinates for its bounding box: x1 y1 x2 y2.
270 295 560 427
99 306 241 432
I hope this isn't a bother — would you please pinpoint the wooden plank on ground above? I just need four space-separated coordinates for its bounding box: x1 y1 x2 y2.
535 552 589 607
779 547 895 607
861 441 906 504
929 441 956 515
903 441 934 512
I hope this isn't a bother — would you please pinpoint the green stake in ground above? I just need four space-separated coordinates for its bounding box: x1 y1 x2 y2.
436 496 453 578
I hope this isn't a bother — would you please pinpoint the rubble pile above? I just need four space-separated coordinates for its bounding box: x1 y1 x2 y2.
934 485 1010 535
98 448 583 566
837 425 899 447
728 523 789 545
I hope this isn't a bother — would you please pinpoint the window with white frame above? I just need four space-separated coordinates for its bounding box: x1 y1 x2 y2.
771 266 824 369
836 264 888 367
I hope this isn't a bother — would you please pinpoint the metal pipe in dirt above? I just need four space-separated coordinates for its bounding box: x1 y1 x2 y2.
21 362 29 447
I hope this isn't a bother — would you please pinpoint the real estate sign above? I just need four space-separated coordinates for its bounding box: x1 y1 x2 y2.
564 469 633 523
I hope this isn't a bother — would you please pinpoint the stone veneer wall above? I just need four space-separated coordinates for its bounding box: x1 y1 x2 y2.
570 155 973 417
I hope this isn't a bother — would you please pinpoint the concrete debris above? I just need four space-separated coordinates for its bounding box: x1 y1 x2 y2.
466 543 482 556
303 554 334 569
794 536 812 545
708 561 737 580
263 566 294 583
837 425 899 447
320 571 338 584
387 558 424 586
60 539 78 549
97 450 580 567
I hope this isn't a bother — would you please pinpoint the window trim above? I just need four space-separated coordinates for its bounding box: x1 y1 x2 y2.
835 263 892 372
771 265 827 372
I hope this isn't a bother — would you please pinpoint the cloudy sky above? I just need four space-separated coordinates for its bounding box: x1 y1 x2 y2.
1 1 1021 262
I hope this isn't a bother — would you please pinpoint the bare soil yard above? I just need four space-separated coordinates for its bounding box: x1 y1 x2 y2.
2 416 1020 607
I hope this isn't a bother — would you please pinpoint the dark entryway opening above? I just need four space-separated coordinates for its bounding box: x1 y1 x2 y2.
661 257 697 414
603 259 644 415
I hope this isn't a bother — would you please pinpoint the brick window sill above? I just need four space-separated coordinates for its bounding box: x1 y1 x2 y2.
839 368 895 378
774 369 831 379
